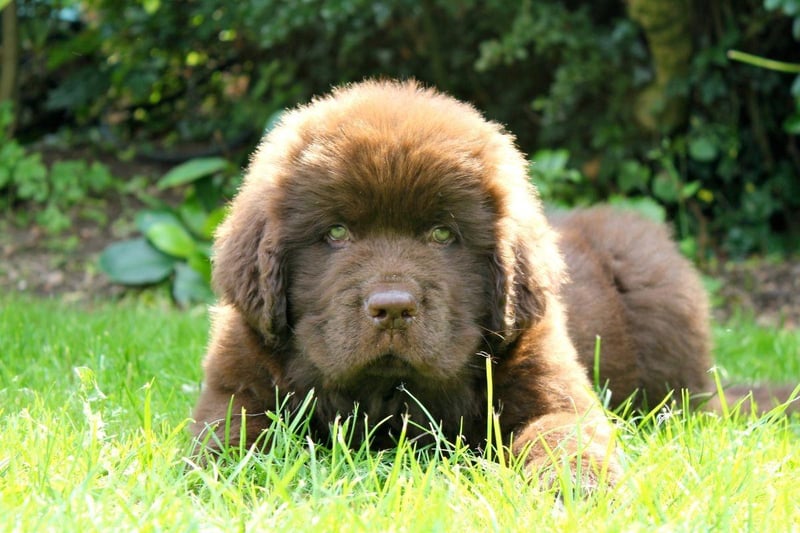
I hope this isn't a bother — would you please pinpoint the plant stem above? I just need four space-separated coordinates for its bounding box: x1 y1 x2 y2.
727 50 800 74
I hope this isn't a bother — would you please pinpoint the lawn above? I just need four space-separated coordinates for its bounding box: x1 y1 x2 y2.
1 294 798 532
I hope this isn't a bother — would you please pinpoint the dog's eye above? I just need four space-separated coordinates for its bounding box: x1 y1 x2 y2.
429 226 455 245
326 224 351 244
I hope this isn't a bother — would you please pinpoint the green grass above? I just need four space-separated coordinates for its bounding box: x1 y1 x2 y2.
1 294 799 531
714 316 800 384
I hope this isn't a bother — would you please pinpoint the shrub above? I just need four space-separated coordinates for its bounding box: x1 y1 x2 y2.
10 0 800 257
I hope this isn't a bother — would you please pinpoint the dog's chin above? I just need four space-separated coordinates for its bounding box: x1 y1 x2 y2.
346 352 468 392
361 353 416 379
329 351 442 391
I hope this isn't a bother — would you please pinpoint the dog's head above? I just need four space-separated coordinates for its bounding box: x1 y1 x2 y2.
213 80 564 389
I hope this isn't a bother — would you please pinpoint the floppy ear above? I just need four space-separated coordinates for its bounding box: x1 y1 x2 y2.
489 239 542 344
489 187 565 345
212 189 287 345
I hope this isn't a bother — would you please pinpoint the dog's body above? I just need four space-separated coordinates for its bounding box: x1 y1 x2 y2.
552 209 713 409
190 80 792 485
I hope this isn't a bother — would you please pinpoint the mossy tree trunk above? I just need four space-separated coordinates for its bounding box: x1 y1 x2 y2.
627 0 693 133
1 0 18 134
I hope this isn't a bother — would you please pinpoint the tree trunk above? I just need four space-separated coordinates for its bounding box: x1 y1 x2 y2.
627 0 692 133
1 0 19 134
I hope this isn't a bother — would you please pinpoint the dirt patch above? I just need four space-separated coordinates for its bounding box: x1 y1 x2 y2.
712 260 800 328
1 201 127 302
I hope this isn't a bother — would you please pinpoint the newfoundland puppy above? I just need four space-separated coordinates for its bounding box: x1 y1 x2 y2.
190 80 767 485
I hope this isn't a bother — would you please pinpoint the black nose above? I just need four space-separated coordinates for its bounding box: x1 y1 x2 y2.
365 289 417 330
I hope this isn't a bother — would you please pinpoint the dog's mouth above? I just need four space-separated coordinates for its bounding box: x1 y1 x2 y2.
362 353 415 378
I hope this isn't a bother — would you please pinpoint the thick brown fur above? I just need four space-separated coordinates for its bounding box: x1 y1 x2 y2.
191 80 796 485
550 208 713 408
551 209 798 414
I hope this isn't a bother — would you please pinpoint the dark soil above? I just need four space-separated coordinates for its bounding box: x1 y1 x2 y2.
1 202 130 302
712 259 800 328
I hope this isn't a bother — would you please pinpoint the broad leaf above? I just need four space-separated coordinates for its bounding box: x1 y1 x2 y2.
157 157 229 189
688 137 718 162
783 113 800 135
652 173 679 203
99 238 176 285
531 149 570 174
682 181 701 199
178 196 209 238
187 251 212 283
173 263 215 306
618 160 651 193
135 209 182 234
608 195 666 222
145 221 197 258
202 206 228 239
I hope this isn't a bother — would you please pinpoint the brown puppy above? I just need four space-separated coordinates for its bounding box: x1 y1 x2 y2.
190 80 752 485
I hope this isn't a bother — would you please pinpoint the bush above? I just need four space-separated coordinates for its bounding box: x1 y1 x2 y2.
0 101 114 233
9 0 800 258
98 157 236 306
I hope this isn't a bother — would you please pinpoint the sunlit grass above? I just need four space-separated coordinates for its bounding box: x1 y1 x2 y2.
1 294 798 531
714 316 800 383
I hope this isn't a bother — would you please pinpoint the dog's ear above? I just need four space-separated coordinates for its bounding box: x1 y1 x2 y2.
489 186 565 345
212 186 287 345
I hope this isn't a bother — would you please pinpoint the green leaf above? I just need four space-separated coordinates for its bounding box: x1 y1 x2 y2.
145 222 197 258
679 236 697 258
618 160 651 193
688 137 719 162
0 166 10 189
195 241 213 258
36 204 71 233
135 209 182 234
783 0 800 16
49 161 86 204
86 162 113 192
178 196 209 237
608 196 666 222
99 238 176 285
202 206 228 239
531 149 570 174
652 173 679 203
142 0 160 14
0 142 26 169
681 181 701 199
194 174 220 211
187 251 212 283
14 155 49 202
783 112 800 135
172 263 215 306
156 157 229 189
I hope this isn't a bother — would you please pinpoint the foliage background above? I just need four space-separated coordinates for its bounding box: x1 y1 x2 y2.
2 0 799 301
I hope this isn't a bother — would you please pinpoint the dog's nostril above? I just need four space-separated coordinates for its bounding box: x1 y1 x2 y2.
365 290 417 330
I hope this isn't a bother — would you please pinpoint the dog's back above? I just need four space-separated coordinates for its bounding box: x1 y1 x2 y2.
550 207 713 409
